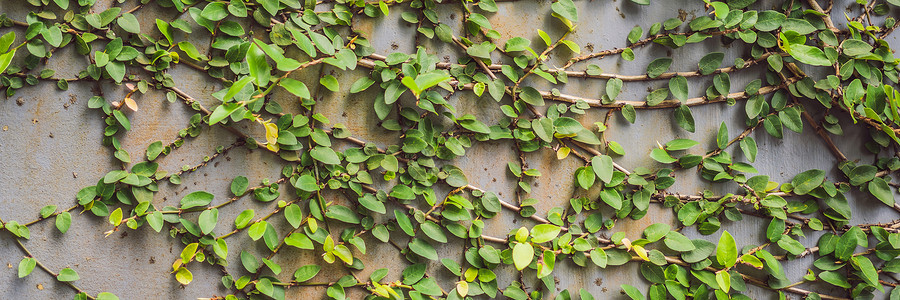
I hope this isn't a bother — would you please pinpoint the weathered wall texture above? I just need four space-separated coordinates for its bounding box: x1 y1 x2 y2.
0 0 896 299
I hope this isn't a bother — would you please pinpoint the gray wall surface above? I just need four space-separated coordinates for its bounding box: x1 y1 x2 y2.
0 0 897 299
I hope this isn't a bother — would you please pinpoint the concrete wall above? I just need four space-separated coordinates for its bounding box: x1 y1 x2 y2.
0 0 895 299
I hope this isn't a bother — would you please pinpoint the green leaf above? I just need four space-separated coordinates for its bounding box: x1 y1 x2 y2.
779 107 802 133
294 265 321 282
147 211 163 232
280 78 310 99
390 185 416 200
621 104 636 123
819 271 851 288
643 223 671 242
180 191 214 209
699 52 724 75
96 293 118 300
459 118 491 134
600 188 623 209
576 166 595 190
592 155 614 183
848 165 877 186
113 110 131 130
650 148 676 164
18 257 36 278
674 105 695 132
713 73 731 95
791 169 825 195
209 102 243 125
117 13 140 34
284 204 303 228
408 238 438 260
177 41 206 61
504 37 531 52
219 21 245 36
199 208 218 235
420 221 447 243
0 32 15 53
740 137 757 162
231 176 249 196
785 44 832 66
513 243 534 270
868 177 895 206
146 141 163 161
246 43 270 86
716 122 729 149
622 48 635 61
0 49 15 75
320 75 339 92
776 235 805 255
621 284 644 300
669 76 688 102
57 268 80 282
55 211 71 234
415 72 451 91
664 231 695 252
234 210 254 230
248 222 266 241
646 88 669 106
310 146 341 164
326 205 360 224
646 57 673 78
607 78 623 100
717 231 738 268
755 10 786 31
201 2 229 21
627 26 643 44
530 224 561 243
394 209 416 237
349 77 375 94
550 0 578 23
842 39 873 57
519 86 545 106
284 233 313 249
855 256 883 292
665 139 698 151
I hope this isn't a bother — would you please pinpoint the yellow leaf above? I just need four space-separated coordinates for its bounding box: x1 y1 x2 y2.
633 245 649 261
308 218 318 233
175 267 193 285
109 207 122 226
264 122 278 146
464 267 477 282
556 147 570 160
171 259 182 273
322 252 335 264
372 282 390 297
123 97 138 111
457 281 469 297
621 238 632 251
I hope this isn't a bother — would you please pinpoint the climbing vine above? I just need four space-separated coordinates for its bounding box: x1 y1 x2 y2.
2 0 900 299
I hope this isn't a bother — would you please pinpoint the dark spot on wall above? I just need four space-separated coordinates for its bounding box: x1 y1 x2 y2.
595 277 603 286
